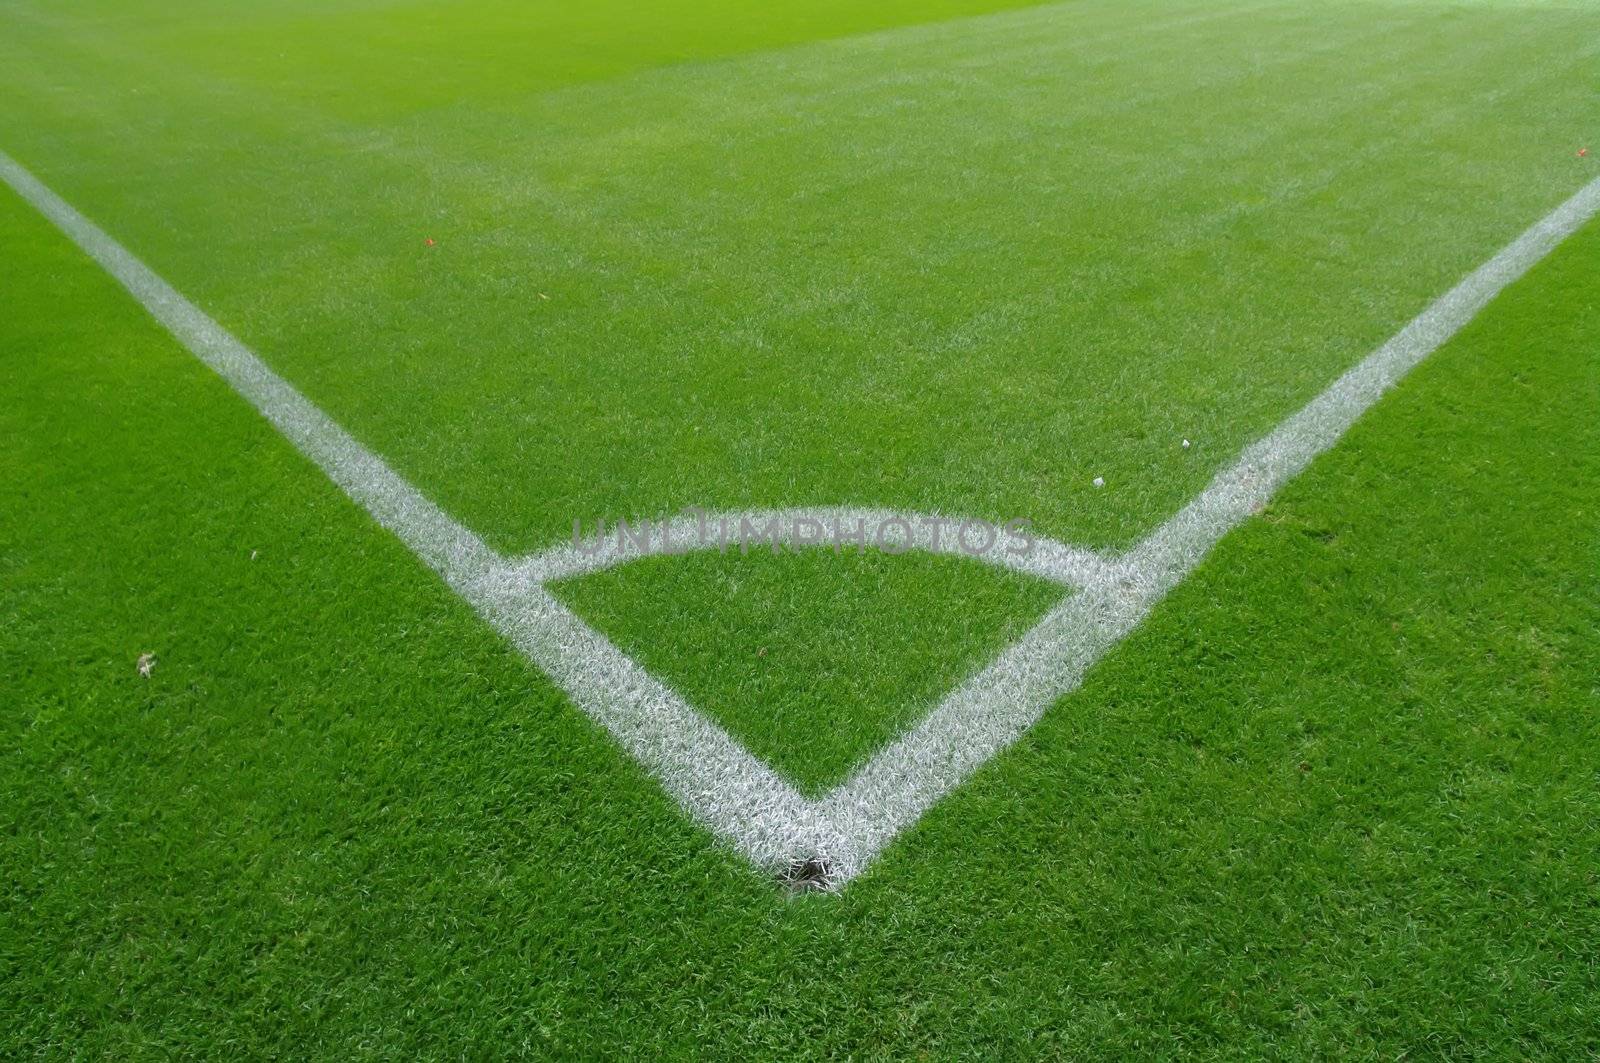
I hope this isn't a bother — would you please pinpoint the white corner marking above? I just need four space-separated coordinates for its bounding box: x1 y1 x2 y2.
6 147 1596 887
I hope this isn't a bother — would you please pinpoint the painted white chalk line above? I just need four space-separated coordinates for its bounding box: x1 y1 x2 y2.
6 145 1596 887
821 172 1600 878
521 507 1118 588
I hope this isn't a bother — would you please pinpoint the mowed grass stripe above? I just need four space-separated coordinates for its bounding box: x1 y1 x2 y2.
0 0 1060 119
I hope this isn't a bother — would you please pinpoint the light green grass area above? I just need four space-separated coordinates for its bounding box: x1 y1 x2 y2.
1 0 1594 558
3 0 1598 1054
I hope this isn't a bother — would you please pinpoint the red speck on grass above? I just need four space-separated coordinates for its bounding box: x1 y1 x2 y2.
426 237 436 246
1580 148 1590 158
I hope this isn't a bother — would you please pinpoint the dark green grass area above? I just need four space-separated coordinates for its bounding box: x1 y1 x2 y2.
1 0 1595 555
4 175 1597 1058
0 181 765 1052
553 550 1062 792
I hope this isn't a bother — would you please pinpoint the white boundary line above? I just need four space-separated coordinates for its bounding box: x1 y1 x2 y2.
6 146 1597 887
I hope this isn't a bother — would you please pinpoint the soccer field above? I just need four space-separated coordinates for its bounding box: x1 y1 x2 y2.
3 0 1598 1055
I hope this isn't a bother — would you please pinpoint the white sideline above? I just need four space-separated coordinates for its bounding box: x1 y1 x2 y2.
5 145 1597 887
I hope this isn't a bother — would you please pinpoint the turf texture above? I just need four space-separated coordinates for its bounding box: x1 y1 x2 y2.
2 0 1597 1055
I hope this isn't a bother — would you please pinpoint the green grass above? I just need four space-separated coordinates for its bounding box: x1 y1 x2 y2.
553 550 1064 792
1 0 1051 119
3 0 1598 1054
6 178 1596 1058
1 0 1594 559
